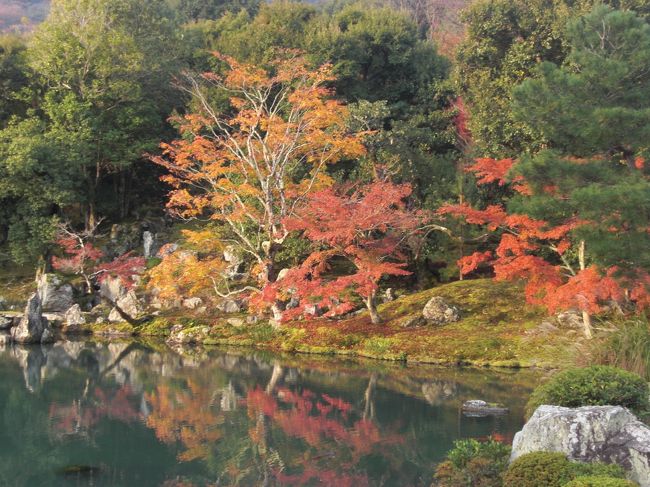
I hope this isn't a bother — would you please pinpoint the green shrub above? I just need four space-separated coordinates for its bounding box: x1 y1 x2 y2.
504 452 629 487
571 463 626 479
525 366 650 417
504 452 575 487
589 318 650 380
434 438 510 487
563 476 638 487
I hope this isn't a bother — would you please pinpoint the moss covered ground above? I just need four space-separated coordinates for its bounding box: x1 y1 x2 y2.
107 279 582 368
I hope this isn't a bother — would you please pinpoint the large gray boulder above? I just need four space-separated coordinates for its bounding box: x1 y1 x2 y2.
108 290 143 322
100 275 127 303
422 296 460 325
511 405 650 487
37 273 74 312
11 293 53 344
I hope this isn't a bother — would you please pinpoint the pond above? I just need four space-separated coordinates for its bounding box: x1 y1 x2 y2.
0 339 541 486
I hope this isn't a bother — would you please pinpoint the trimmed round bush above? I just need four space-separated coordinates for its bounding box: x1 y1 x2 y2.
564 476 638 487
525 366 650 417
503 452 574 487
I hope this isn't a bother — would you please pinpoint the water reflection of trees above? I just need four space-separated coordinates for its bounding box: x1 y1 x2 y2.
144 361 405 486
0 341 541 486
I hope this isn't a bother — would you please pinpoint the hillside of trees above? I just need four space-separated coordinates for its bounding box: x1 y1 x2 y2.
0 0 648 351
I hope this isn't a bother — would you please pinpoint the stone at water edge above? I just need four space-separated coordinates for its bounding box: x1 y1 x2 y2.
108 291 143 323
461 399 509 416
511 405 650 487
422 296 460 325
63 304 86 332
0 315 14 330
11 292 53 344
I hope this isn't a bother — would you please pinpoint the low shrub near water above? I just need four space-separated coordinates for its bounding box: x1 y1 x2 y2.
433 438 510 487
525 366 649 418
503 452 627 487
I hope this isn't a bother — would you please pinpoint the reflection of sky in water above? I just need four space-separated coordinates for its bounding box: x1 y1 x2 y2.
0 340 540 486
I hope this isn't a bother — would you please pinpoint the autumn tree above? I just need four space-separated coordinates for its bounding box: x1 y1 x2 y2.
147 229 242 305
445 6 650 338
441 157 650 339
152 53 365 293
260 181 422 324
51 221 104 291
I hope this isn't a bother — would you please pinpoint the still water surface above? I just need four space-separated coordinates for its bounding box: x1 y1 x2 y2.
0 339 540 486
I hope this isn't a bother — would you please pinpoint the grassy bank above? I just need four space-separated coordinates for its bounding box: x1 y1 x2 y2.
91 279 582 368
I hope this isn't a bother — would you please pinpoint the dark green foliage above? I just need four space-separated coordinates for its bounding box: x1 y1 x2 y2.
0 35 31 128
504 452 627 487
513 5 650 159
0 117 76 264
456 0 650 156
525 366 650 418
564 476 638 487
434 438 511 487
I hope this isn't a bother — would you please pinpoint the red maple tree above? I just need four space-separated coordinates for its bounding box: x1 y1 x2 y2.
440 158 649 338
258 181 423 324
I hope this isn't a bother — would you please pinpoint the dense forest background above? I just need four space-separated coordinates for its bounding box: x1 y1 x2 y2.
0 0 648 336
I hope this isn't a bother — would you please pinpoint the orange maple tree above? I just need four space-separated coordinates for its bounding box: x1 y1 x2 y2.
440 157 650 338
258 180 422 323
151 53 365 295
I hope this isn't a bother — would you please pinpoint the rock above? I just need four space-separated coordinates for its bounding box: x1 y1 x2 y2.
276 268 290 281
166 324 210 345
461 399 509 417
556 309 583 329
226 317 245 327
143 230 156 258
223 245 244 278
182 297 203 310
0 315 14 330
40 327 55 344
218 299 242 314
286 296 300 310
156 242 178 258
511 405 650 487
422 296 460 325
100 276 126 303
11 293 52 344
108 291 143 322
383 288 396 303
37 274 74 312
399 314 426 328
63 304 86 332
304 304 321 317
246 315 259 324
